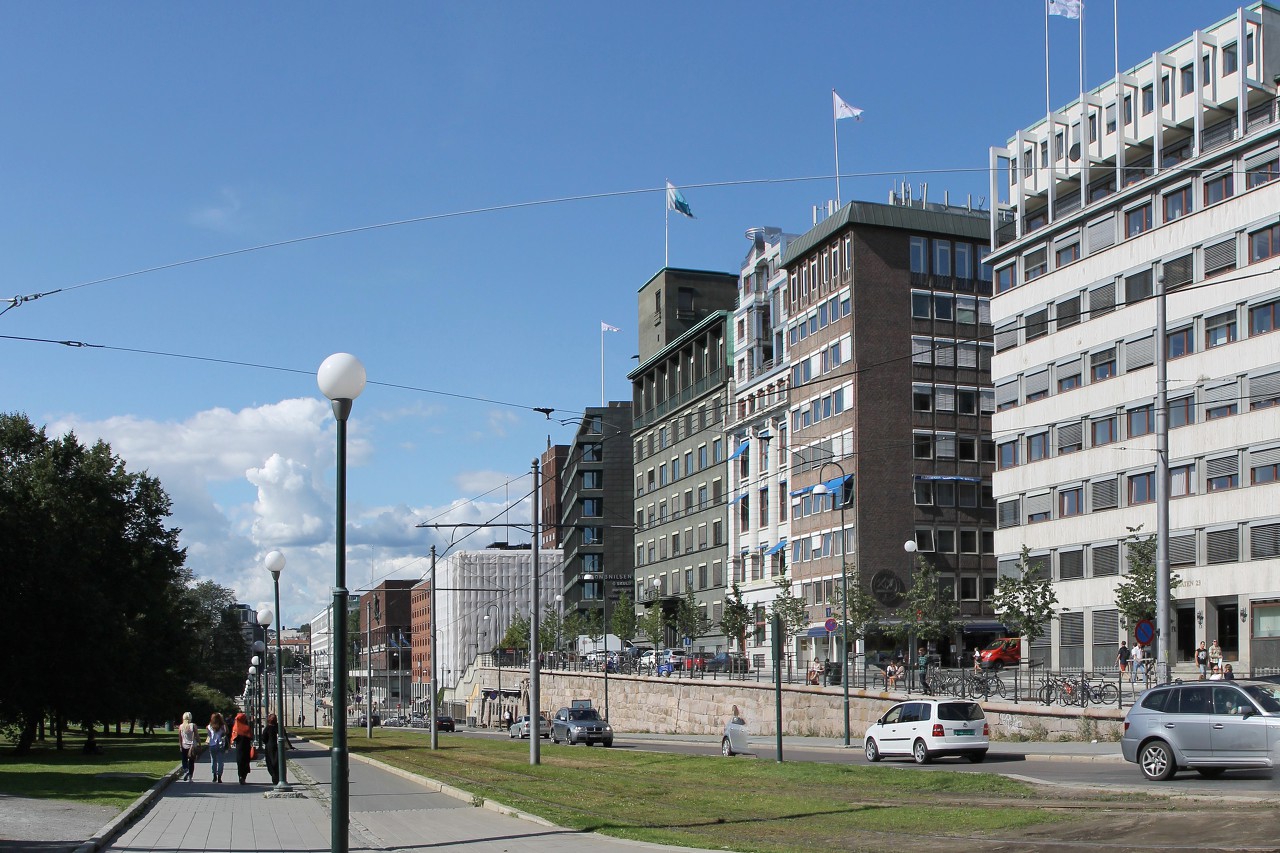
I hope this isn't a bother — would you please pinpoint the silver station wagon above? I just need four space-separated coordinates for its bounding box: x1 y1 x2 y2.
1121 679 1280 780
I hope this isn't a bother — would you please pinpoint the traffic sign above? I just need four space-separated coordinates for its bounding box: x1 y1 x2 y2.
1134 619 1155 645
824 617 838 633
683 637 692 647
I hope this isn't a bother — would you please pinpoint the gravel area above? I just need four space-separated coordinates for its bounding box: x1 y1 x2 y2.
0 793 115 852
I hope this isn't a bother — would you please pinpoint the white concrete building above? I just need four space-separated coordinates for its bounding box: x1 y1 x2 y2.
988 3 1280 671
430 545 564 688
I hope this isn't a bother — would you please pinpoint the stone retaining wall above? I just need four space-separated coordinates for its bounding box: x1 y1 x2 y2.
473 667 1123 742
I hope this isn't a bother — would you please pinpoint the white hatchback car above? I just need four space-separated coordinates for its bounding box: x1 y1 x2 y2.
863 698 989 764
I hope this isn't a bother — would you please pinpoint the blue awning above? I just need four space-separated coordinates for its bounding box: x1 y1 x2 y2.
789 484 814 497
729 440 750 461
765 540 788 555
792 474 854 498
729 493 748 505
914 474 983 483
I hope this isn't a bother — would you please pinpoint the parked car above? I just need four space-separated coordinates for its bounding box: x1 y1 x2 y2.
551 707 613 746
508 714 551 739
863 699 989 764
1121 680 1280 781
407 715 428 728
380 715 405 727
355 713 381 727
721 711 750 756
435 715 456 732
639 649 687 672
706 652 749 673
977 638 1022 670
683 653 708 671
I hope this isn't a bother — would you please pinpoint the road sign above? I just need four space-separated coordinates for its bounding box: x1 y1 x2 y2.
824 617 838 633
1134 619 1155 645
683 637 692 647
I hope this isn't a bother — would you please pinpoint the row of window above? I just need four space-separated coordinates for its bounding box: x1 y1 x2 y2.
633 396 725 464
997 368 1280 469
914 432 994 463
636 519 725 567
641 562 727 599
913 383 996 416
911 337 994 370
910 291 992 324
790 386 848 431
911 527 996 555
789 335 848 388
790 529 856 565
908 236 994 282
998 144 1279 293
635 481 723 531
637 441 724 496
997 445 1280 528
913 479 995 509
788 236 852 307
788 288 851 345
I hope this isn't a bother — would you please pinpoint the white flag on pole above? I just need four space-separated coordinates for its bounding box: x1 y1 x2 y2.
833 91 863 121
1048 0 1082 19
601 322 620 333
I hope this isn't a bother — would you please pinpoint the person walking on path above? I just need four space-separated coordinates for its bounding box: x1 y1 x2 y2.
206 712 228 783
263 713 280 785
177 713 200 782
1116 641 1130 677
231 712 253 785
916 647 932 695
1196 641 1210 680
1130 643 1144 685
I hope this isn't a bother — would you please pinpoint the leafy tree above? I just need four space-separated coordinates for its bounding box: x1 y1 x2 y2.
1115 525 1181 628
636 604 667 651
538 602 565 651
611 591 636 645
769 569 808 662
500 609 530 650
719 582 751 651
561 610 586 652
674 591 710 646
825 565 880 649
891 556 959 646
991 545 1059 644
184 579 250 698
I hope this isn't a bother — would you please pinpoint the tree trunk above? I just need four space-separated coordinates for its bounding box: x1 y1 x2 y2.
128 719 136 734
13 717 38 755
84 722 99 754
55 711 64 751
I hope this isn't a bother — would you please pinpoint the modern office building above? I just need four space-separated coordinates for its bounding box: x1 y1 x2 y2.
540 442 569 550
560 403 634 629
726 226 798 667
987 4 1280 669
427 544 564 688
630 267 738 651
761 197 996 669
356 581 414 712
308 594 359 717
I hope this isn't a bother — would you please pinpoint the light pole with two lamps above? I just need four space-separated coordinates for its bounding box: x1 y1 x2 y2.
809 462 852 748
483 603 504 725
264 551 292 791
318 352 366 853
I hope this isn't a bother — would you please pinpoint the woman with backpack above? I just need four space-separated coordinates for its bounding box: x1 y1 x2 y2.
206 713 228 783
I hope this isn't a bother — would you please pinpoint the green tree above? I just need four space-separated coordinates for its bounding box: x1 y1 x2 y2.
826 565 881 649
769 569 808 663
991 545 1059 644
611 592 637 645
500 609 530 650
636 604 667 651
719 582 751 651
539 603 565 651
674 591 710 646
1115 525 1181 628
562 610 586 653
892 556 959 646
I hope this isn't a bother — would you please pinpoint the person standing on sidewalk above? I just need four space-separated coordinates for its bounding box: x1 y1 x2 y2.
1129 643 1144 685
1116 641 1130 678
916 647 932 695
263 714 280 786
231 712 253 784
1209 639 1223 673
1196 641 1210 680
177 712 200 782
206 713 228 783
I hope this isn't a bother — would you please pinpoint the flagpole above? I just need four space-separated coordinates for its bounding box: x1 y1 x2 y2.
600 323 605 407
664 183 670 268
1079 0 1086 103
1113 0 1119 81
832 90 842 207
1045 0 1052 118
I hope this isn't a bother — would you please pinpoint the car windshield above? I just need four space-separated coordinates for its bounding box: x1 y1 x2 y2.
984 639 1011 651
1244 684 1280 713
568 709 601 721
937 702 984 722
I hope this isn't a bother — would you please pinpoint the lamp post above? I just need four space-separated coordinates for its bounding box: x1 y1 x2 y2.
250 654 262 743
257 610 274 735
264 551 292 791
318 351 366 853
484 603 503 725
583 572 610 720
810 461 851 748
904 540 920 692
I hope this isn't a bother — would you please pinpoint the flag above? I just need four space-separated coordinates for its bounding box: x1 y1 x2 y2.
1048 0 1081 19
666 181 694 218
601 322 620 332
833 91 863 121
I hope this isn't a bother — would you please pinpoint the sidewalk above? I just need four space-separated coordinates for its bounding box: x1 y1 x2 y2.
100 741 713 852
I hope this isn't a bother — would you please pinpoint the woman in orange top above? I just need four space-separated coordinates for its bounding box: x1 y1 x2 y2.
230 712 253 785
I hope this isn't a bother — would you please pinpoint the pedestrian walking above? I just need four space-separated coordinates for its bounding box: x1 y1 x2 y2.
1129 644 1144 685
917 647 932 695
177 712 200 782
263 713 280 785
1116 641 1130 676
972 646 982 674
1196 641 1210 680
231 712 253 785
1209 639 1223 672
206 712 228 783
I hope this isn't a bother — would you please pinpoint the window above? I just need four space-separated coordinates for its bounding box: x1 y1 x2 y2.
1204 172 1233 205
1180 64 1194 96
1027 432 1049 462
1091 349 1117 381
1060 487 1083 517
1163 186 1192 222
1251 300 1278 335
1254 460 1280 484
955 243 973 280
909 236 928 274
1024 249 1047 282
936 529 956 552
1142 84 1154 115
1250 225 1280 263
1124 270 1152 304
1224 42 1238 75
913 386 933 412
1248 157 1278 189
1167 327 1193 359
1056 242 1080 267
582 498 603 517
582 443 602 462
1126 204 1152 237
998 441 1019 469
996 265 1015 293
1169 396 1195 428
1025 309 1049 341
911 291 931 318
1128 405 1154 437
934 294 954 321
1171 465 1195 498
1161 74 1171 106
1206 401 1237 420
1208 470 1239 492
934 240 952 277
914 433 933 459
1129 472 1154 505
1091 416 1117 447
582 470 602 489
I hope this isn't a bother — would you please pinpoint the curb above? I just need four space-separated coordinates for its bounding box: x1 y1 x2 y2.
72 765 180 853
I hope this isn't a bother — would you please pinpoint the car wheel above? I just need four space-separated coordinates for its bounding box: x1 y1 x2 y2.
603 740 613 748
1139 739 1177 781
966 750 988 763
864 738 881 762
721 737 734 757
1195 767 1225 778
552 734 559 744
912 739 932 765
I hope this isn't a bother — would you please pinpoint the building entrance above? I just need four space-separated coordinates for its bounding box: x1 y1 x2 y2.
1176 606 1196 662
1216 603 1239 660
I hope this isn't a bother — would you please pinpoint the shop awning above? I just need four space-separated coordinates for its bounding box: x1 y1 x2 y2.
765 540 788 555
914 474 983 483
729 440 750 461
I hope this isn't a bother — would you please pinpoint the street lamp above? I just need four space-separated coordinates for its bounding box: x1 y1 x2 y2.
904 540 920 692
318 351 365 853
583 572 610 720
257 610 274 736
811 461 852 748
484 603 503 724
264 551 292 791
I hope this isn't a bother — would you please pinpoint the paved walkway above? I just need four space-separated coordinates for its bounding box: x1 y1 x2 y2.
102 742 711 852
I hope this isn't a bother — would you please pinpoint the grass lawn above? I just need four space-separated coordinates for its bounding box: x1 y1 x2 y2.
0 732 178 811
310 729 1080 853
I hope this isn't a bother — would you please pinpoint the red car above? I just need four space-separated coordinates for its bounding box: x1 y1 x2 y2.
977 638 1021 670
683 654 708 671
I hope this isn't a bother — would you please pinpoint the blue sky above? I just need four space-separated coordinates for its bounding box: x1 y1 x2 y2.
1 2 1243 623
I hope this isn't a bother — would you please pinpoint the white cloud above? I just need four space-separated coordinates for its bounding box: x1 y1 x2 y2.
188 187 245 233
